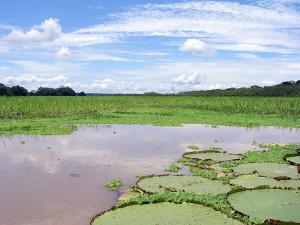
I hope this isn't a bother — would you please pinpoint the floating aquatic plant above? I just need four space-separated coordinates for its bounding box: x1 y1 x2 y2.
228 189 300 224
137 175 232 195
105 179 123 191
183 151 242 163
233 162 299 179
230 174 300 189
91 202 244 225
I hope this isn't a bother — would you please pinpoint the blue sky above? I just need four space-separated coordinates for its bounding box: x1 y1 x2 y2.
0 0 299 93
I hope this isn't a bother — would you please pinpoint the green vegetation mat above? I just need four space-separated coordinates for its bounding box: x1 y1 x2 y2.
183 151 242 162
136 175 232 195
228 189 300 223
233 162 299 179
105 179 123 191
230 174 300 189
286 156 300 165
0 96 300 134
91 202 244 225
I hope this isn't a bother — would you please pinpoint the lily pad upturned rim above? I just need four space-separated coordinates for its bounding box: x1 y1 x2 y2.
232 162 299 180
227 189 300 224
285 154 300 165
91 202 244 225
229 174 300 190
182 150 243 162
136 174 232 195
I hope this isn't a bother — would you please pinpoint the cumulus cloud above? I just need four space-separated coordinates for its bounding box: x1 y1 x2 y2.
179 39 212 54
65 79 141 93
3 18 62 43
174 71 206 84
56 47 71 59
261 80 276 85
1 74 67 86
91 79 136 92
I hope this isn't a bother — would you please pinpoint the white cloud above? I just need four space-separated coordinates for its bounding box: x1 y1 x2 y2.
56 48 127 62
179 39 212 54
1 74 67 86
65 79 142 93
236 53 258 59
8 60 85 75
90 79 138 93
174 71 206 84
261 80 276 85
76 1 300 53
78 53 127 62
3 18 62 43
56 47 71 59
287 63 300 69
1 1 299 53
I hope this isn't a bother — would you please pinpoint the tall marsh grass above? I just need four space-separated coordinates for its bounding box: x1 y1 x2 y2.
0 96 299 120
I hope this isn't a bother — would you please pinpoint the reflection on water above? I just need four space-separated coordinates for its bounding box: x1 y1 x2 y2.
0 124 299 225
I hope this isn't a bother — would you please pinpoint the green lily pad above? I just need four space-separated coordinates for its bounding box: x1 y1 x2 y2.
230 174 300 189
286 156 300 165
137 175 232 195
228 189 300 223
183 151 242 162
91 202 244 225
233 163 299 179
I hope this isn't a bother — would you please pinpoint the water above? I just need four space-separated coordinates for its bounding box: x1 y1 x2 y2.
0 124 299 225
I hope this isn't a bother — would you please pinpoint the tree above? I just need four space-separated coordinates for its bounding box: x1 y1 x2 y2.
0 83 11 96
35 87 56 96
55 87 76 96
77 91 86 96
11 85 28 96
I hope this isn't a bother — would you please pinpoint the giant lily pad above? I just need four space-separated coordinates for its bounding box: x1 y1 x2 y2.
91 202 244 225
230 174 300 189
183 151 242 162
233 163 299 179
228 189 300 223
286 156 300 165
137 175 231 195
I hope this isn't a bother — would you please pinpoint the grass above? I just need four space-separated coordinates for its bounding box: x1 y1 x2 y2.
105 179 123 191
0 96 300 134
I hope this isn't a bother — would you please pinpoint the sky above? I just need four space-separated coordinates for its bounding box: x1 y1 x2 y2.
0 0 299 93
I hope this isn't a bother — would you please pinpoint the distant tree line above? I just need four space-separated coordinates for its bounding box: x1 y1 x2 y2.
0 83 85 96
1 80 300 97
178 80 300 97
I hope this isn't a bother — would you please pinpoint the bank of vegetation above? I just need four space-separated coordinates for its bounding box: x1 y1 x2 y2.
0 95 299 134
1 80 300 97
0 81 300 134
0 83 85 96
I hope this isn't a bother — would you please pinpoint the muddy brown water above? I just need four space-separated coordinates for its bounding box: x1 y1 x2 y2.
0 124 299 225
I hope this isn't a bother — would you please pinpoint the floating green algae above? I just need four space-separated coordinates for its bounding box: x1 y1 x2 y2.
228 189 300 223
233 162 299 179
137 175 232 195
230 174 300 189
91 202 244 225
183 151 242 162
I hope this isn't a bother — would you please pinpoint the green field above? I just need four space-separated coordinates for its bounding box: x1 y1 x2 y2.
0 96 299 134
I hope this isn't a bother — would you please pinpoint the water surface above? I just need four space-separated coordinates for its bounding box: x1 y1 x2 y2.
0 124 299 225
